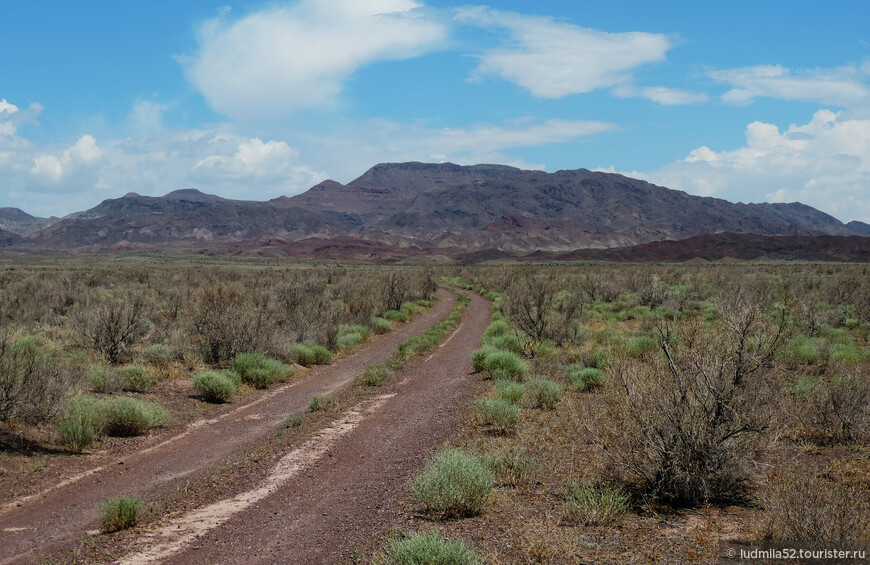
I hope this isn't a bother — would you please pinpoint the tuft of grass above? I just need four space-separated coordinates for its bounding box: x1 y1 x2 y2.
88 367 119 393
495 379 525 404
291 343 333 367
565 365 606 392
101 397 169 437
56 413 97 453
484 319 511 339
483 350 529 382
144 343 172 364
100 497 143 533
527 378 563 409
483 333 524 355
400 302 420 317
410 448 493 519
355 364 393 387
563 482 629 527
378 531 483 565
471 345 497 373
283 413 304 428
231 353 293 389
475 397 521 435
371 316 393 334
384 309 409 323
192 371 238 403
308 395 328 412
120 365 153 393
481 449 536 487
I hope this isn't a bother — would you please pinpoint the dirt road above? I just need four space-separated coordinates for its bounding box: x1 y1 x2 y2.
0 289 464 565
123 289 491 564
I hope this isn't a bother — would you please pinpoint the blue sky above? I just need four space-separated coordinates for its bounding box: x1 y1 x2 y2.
2 1 870 222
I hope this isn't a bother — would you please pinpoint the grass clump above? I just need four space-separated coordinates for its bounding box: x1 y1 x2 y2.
378 531 483 565
400 301 420 317
231 352 293 389
411 448 493 519
484 319 510 339
483 333 524 355
291 343 333 367
144 343 172 364
471 345 497 373
88 367 119 393
120 365 153 393
481 449 535 487
55 412 98 453
563 481 629 527
475 397 521 435
308 395 328 412
384 309 409 323
192 371 238 403
565 365 605 392
483 350 528 382
336 324 371 350
495 379 524 404
355 364 393 387
100 496 143 533
283 413 304 428
101 397 169 436
527 378 563 409
371 316 393 334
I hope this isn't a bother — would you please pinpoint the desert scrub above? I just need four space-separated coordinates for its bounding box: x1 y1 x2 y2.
484 319 510 339
336 324 370 349
565 365 605 392
231 352 293 389
384 309 409 323
481 448 536 487
283 413 304 428
192 371 239 403
495 379 524 404
355 364 392 387
308 395 328 412
88 367 120 393
101 397 169 436
291 342 333 366
483 332 524 355
371 316 393 334
411 449 493 519
400 301 420 317
144 343 172 364
55 412 98 453
100 496 143 533
475 397 521 435
563 481 629 527
120 365 153 393
483 350 528 381
377 531 483 565
471 345 497 373
527 378 563 409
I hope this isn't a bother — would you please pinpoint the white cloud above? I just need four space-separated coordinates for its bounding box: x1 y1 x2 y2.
612 84 708 105
180 0 447 120
639 110 870 222
0 99 43 136
455 6 675 100
710 63 870 107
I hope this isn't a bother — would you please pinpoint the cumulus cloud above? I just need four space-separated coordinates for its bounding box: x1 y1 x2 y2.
710 63 870 107
455 6 679 101
611 84 708 105
639 110 870 222
0 99 43 135
180 0 447 120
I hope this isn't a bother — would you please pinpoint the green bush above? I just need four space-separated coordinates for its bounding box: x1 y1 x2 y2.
830 344 870 364
410 448 493 519
283 413 304 428
56 413 97 453
471 345 497 373
231 353 293 389
625 335 658 358
101 496 143 533
308 395 327 412
355 364 393 387
475 398 521 434
378 531 483 565
384 309 409 323
417 299 432 308
495 379 524 404
563 481 629 526
336 324 370 349
780 334 822 365
291 343 333 366
565 365 606 392
400 302 420 317
144 343 172 364
120 365 153 393
101 397 169 436
483 333 523 355
371 316 393 334
484 319 510 339
483 350 528 381
192 371 237 403
88 367 120 393
527 378 562 409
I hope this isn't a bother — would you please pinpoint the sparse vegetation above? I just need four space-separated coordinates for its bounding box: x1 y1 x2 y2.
355 364 393 387
410 448 493 519
563 481 629 526
192 371 239 403
291 342 333 366
377 531 483 565
100 496 143 533
308 395 328 412
231 353 293 389
475 397 521 435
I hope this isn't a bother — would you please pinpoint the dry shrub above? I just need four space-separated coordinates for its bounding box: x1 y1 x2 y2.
191 282 274 363
601 300 787 506
792 374 870 443
76 292 149 364
763 466 870 540
0 332 73 424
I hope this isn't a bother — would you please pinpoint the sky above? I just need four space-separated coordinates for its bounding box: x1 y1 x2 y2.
2 1 870 222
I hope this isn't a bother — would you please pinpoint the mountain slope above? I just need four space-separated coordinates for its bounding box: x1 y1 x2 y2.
0 208 58 235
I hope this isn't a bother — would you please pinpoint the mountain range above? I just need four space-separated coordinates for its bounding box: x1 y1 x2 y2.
2 162 867 262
